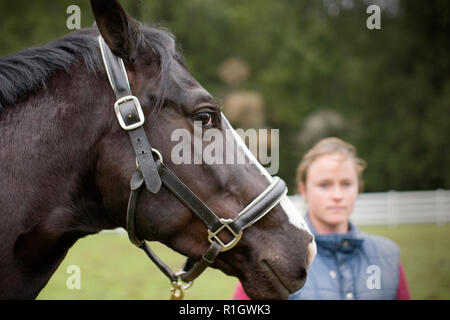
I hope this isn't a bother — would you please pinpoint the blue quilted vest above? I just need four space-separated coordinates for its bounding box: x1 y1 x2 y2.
289 215 400 300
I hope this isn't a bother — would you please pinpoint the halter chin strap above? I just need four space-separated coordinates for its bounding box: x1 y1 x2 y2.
98 34 287 299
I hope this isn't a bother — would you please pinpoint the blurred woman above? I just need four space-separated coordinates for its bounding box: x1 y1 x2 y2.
233 137 410 300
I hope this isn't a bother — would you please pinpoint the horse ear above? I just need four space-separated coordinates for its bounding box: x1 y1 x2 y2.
90 0 138 60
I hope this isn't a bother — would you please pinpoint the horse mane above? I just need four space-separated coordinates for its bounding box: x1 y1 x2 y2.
0 25 179 111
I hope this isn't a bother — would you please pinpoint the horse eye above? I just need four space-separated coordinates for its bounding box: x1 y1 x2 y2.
193 112 213 127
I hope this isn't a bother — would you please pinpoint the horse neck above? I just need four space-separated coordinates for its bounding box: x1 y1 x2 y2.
0 62 117 298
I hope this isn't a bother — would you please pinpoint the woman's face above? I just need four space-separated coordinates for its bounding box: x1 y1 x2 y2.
299 153 359 234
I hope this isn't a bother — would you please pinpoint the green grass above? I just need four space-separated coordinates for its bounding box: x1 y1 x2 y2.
37 232 238 300
37 224 450 300
359 224 450 300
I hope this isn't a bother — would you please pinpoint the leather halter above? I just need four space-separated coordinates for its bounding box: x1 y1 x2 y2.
98 35 288 299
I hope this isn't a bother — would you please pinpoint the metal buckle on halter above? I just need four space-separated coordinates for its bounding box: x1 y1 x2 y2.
135 148 164 168
114 95 145 130
170 271 193 300
207 218 243 252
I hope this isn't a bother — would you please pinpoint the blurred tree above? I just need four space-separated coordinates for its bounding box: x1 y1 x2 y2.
0 0 447 193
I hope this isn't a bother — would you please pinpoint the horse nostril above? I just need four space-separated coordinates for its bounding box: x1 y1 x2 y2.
306 238 317 269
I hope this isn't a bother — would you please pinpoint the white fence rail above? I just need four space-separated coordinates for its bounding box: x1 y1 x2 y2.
288 189 450 226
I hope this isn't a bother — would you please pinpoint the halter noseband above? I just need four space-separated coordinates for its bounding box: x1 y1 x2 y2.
98 35 287 299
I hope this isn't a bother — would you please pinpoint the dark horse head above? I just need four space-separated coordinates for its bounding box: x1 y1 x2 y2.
0 0 315 299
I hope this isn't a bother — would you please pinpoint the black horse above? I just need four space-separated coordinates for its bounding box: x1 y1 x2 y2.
0 0 315 299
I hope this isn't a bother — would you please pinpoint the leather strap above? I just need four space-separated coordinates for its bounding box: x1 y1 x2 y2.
98 35 161 194
98 35 130 100
179 241 222 282
229 177 287 233
126 169 145 247
141 242 177 282
155 161 223 232
129 128 161 193
154 162 287 235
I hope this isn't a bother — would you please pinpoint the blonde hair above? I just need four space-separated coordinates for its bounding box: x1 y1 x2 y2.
296 137 367 192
